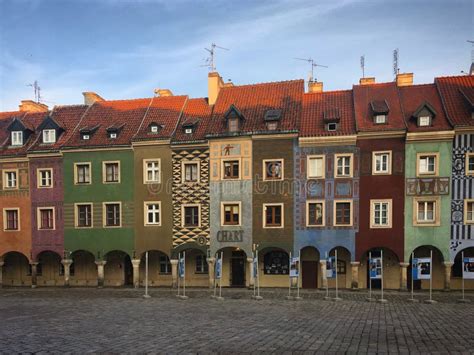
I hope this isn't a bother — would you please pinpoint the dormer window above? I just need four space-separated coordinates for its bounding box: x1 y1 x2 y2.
43 129 56 144
266 121 278 131
327 123 337 131
370 100 389 124
228 118 239 133
374 115 387 124
82 134 90 140
185 128 193 134
150 125 159 133
109 133 117 139
264 109 281 131
418 116 431 127
11 131 23 146
323 108 340 132
224 105 244 134
413 102 436 128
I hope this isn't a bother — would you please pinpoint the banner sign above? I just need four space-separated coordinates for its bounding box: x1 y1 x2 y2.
326 257 336 279
178 255 185 279
412 257 431 280
253 256 258 279
289 257 299 278
215 257 222 280
463 257 474 279
369 257 382 280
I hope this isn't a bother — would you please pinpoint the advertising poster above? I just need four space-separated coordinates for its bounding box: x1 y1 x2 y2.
178 255 185 279
326 256 336 279
369 257 382 280
253 256 258 279
215 257 222 279
290 257 299 278
412 257 431 280
463 257 474 279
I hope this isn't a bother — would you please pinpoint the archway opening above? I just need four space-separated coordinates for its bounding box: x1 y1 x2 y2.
258 248 289 288
215 247 247 288
328 247 351 289
139 250 172 287
104 250 132 287
70 250 96 286
300 246 320 289
452 247 474 290
2 252 30 286
361 248 400 290
407 246 444 290
37 251 63 286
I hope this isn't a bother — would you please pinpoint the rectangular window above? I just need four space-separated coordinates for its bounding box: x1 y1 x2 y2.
417 153 438 176
38 208 54 230
306 201 324 226
418 116 431 127
370 200 392 228
183 162 199 183
465 200 474 224
228 118 239 132
307 155 325 179
144 160 160 183
183 205 200 227
263 159 283 180
3 209 19 231
104 203 121 227
264 204 283 228
417 201 435 222
335 154 353 178
222 203 240 226
466 153 474 176
75 163 91 184
11 131 23 146
195 254 209 274
159 255 171 274
103 162 120 183
372 151 391 175
374 115 387 124
3 170 18 189
223 160 240 179
334 201 352 226
42 129 56 143
37 169 53 188
76 204 92 228
145 202 161 226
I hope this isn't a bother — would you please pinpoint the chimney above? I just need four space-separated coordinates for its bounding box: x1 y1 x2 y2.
154 89 173 97
308 81 323 93
208 72 224 105
82 92 105 106
359 77 376 85
19 100 48 112
396 73 414 87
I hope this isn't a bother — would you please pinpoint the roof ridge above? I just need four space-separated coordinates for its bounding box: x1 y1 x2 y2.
304 89 352 96
223 79 304 89
435 74 474 80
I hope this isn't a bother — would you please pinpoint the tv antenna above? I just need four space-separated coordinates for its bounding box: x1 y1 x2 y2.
27 80 41 103
294 57 328 82
202 43 229 72
360 55 365 78
393 48 399 77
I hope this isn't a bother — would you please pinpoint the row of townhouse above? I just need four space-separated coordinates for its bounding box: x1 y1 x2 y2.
0 72 472 290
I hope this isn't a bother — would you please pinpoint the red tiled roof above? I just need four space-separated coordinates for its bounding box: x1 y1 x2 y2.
353 82 406 132
173 98 212 143
399 84 452 132
435 75 474 127
300 90 356 137
133 95 187 141
65 98 153 148
207 80 304 136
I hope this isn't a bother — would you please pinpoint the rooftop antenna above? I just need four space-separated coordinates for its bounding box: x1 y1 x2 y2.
202 43 229 72
393 48 399 77
360 55 365 78
294 57 328 82
27 80 41 103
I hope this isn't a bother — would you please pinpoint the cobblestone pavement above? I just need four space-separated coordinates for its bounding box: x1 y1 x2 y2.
0 288 473 354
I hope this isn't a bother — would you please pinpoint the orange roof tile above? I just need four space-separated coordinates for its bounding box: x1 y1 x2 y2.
435 75 474 127
173 98 212 143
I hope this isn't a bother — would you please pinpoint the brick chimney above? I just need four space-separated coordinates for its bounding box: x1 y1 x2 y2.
359 77 376 85
396 73 413 87
154 89 173 97
208 72 224 105
19 100 48 112
82 92 105 106
308 81 323 93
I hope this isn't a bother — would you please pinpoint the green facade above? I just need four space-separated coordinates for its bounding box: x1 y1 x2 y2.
63 149 135 258
404 140 452 261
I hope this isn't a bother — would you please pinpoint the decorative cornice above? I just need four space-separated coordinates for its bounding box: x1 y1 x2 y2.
61 147 132 153
171 142 209 149
0 157 29 163
406 130 455 142
357 130 406 140
131 139 171 147
454 126 474 134
299 135 357 147
252 133 298 140
27 152 62 158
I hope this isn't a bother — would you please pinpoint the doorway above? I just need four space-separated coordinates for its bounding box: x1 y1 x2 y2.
302 261 318 288
230 250 245 287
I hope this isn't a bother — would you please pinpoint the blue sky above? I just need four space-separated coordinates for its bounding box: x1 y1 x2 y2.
0 0 472 111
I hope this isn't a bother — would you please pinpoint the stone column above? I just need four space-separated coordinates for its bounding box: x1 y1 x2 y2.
350 262 360 289
319 260 327 289
30 262 38 288
61 259 72 287
247 257 255 288
207 257 215 288
399 262 409 291
443 261 454 291
132 259 141 289
0 261 4 288
170 259 178 288
95 260 106 288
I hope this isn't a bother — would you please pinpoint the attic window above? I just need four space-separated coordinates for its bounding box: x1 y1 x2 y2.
374 115 387 124
266 121 278 131
82 134 90 140
185 127 193 134
150 124 160 133
327 123 338 131
109 132 117 139
418 116 431 127
370 100 389 124
11 131 23 146
43 129 56 144
228 118 239 133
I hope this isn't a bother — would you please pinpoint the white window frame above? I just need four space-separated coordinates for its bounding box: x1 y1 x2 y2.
416 153 439 177
372 151 392 175
42 129 56 144
466 153 474 176
374 115 387 124
11 131 23 146
182 160 200 183
413 197 440 226
307 155 325 179
327 123 337 131
37 207 56 230
74 203 93 229
263 203 284 229
102 202 122 228
3 169 19 189
464 199 474 225
262 159 284 181
220 201 242 227
181 203 201 228
334 153 353 178
143 159 161 184
306 200 325 227
333 200 353 227
102 161 121 184
144 201 161 226
418 116 431 127
370 199 392 229
74 162 92 185
3 208 20 231
37 168 53 188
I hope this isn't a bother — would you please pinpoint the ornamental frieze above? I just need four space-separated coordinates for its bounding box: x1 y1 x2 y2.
405 177 450 196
